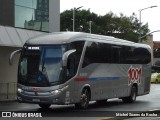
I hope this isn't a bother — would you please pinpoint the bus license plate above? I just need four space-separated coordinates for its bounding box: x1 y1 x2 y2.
32 99 40 102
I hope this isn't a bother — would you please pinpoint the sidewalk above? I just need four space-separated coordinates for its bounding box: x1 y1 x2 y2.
0 101 38 111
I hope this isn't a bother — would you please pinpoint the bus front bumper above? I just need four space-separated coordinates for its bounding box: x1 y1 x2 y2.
17 91 69 105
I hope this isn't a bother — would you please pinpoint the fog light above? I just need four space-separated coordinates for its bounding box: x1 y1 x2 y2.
50 85 68 95
55 98 59 101
50 90 61 94
17 88 23 93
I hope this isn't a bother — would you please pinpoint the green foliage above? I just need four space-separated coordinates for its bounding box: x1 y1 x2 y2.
60 9 150 42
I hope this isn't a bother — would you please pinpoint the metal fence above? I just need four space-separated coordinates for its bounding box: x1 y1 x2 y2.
0 82 17 101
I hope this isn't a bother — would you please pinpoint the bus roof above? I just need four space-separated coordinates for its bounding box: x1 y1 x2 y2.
25 32 150 49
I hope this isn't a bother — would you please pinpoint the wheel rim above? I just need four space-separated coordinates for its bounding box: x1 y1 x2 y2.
80 90 88 107
132 91 136 100
132 88 136 101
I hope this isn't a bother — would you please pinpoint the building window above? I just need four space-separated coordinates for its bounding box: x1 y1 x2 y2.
15 0 49 32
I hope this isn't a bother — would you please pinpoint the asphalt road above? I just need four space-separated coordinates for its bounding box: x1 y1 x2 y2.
0 84 160 119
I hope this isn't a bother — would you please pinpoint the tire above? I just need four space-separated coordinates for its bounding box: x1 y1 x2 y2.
39 104 51 109
122 86 137 103
96 99 108 105
155 79 158 84
75 89 90 109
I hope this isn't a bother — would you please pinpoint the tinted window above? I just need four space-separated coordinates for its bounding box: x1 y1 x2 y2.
69 41 85 69
66 41 85 77
82 42 97 68
97 43 112 63
82 42 112 67
18 45 65 87
125 47 151 64
82 42 151 68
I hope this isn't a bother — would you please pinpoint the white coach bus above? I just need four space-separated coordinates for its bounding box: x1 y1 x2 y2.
9 32 152 109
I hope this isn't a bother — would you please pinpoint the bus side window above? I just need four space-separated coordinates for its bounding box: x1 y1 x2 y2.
82 42 97 68
67 54 76 78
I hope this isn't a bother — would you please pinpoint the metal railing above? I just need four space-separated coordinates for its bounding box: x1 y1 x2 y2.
0 82 17 101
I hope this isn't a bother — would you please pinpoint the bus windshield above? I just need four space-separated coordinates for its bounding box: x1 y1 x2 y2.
18 45 66 86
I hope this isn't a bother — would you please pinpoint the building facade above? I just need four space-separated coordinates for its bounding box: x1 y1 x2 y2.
0 0 60 32
141 35 160 65
0 0 60 100
0 0 14 26
153 41 160 64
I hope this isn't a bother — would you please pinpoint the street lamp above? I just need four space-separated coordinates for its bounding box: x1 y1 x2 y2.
73 6 83 32
139 30 160 39
89 21 92 33
138 5 157 42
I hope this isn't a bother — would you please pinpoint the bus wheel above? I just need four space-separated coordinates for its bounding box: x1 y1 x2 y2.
96 99 108 105
39 104 51 109
75 89 89 109
122 86 137 103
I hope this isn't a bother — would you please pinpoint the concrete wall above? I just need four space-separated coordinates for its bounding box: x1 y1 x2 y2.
142 35 154 65
0 46 20 83
49 0 60 32
0 0 14 26
0 46 20 100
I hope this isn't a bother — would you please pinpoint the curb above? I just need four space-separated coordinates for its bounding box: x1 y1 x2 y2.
0 99 17 103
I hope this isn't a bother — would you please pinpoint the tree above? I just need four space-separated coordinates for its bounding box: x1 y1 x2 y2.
61 9 99 32
60 9 150 42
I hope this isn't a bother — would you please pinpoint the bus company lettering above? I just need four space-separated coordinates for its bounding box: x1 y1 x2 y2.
128 65 142 86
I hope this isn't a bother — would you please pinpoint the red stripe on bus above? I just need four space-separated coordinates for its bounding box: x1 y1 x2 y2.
75 77 88 81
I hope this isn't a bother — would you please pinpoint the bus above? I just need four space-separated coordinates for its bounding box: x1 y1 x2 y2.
9 32 152 109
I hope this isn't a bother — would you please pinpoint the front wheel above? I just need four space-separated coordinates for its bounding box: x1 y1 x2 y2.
122 86 137 103
39 104 51 109
75 89 90 109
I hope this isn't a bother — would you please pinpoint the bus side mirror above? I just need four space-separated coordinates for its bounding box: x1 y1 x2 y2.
62 49 76 67
9 49 22 65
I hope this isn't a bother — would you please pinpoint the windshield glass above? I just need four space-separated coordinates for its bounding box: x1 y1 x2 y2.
18 45 65 86
39 46 63 83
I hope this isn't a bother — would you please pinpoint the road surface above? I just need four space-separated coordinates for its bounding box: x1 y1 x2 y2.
0 84 160 119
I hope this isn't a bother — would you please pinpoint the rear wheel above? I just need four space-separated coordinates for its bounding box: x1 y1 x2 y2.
39 104 51 109
75 89 90 109
122 86 137 103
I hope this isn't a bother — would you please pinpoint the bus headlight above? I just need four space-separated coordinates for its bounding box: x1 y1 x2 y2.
17 88 23 93
50 90 61 94
50 85 69 95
